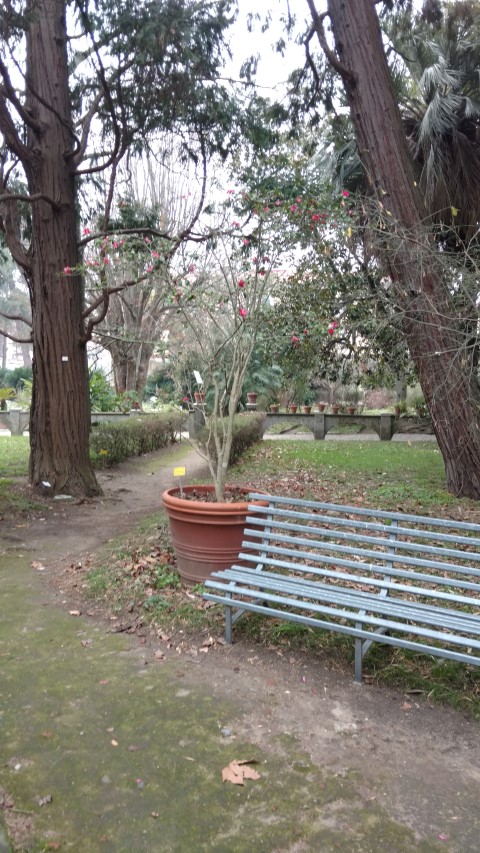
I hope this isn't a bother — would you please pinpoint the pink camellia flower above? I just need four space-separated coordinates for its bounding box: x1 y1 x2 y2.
290 204 298 213
342 190 350 197
83 227 90 235
291 334 300 346
312 213 320 222
152 251 160 259
146 264 153 273
188 264 196 273
63 266 72 274
226 189 235 195
112 241 119 249
145 237 152 244
328 321 339 335
231 221 240 228
274 200 281 206
239 307 248 319
243 238 250 246
296 196 302 203
238 279 245 288
103 257 109 265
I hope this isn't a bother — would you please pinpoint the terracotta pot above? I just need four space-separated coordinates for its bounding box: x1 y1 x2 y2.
270 404 279 413
162 485 268 585
246 392 258 404
194 392 205 403
288 405 298 413
303 406 312 414
317 403 326 412
347 406 356 415
332 405 340 414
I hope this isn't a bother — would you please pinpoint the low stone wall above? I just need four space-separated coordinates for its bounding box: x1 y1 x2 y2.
265 412 433 441
0 409 172 436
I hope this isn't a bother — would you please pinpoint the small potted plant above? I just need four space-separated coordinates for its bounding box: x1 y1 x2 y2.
303 404 312 414
288 403 298 413
269 402 280 413
317 401 326 412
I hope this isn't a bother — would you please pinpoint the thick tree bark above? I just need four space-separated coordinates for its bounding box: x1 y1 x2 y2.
24 0 99 496
318 0 480 498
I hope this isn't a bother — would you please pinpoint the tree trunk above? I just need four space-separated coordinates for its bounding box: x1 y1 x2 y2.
321 0 480 498
107 339 154 399
25 0 99 496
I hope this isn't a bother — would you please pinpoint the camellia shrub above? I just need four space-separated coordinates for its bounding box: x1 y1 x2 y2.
90 413 184 468
197 411 265 468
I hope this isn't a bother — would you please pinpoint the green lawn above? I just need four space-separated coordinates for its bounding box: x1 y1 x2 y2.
230 438 459 515
0 435 29 477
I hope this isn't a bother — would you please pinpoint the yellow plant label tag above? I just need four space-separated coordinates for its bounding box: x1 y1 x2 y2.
174 467 186 477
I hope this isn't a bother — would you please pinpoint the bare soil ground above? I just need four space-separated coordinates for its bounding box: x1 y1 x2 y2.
2 445 480 852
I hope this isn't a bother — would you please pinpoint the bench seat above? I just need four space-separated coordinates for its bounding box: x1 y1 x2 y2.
203 494 480 682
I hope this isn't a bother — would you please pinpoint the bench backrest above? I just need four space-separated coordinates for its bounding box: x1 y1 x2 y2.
244 494 480 608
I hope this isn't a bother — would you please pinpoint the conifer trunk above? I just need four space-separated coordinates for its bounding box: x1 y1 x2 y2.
322 0 480 498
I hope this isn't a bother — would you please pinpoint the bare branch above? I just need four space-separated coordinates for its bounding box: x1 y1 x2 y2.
0 309 32 327
0 57 43 132
0 191 60 209
0 326 32 344
72 91 103 165
0 94 31 163
305 1 355 86
0 212 31 273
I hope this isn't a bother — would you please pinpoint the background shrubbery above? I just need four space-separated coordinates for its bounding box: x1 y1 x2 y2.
90 413 184 468
197 412 265 468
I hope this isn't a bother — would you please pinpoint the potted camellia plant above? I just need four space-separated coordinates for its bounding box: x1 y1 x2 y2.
162 217 279 583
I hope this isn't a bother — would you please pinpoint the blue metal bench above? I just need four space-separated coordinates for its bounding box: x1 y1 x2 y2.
202 494 480 682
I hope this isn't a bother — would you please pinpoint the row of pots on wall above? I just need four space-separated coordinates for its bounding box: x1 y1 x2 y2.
269 403 357 415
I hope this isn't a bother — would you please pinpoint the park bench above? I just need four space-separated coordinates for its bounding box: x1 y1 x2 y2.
203 494 480 682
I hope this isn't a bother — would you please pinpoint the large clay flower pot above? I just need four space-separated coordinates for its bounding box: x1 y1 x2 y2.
162 485 267 585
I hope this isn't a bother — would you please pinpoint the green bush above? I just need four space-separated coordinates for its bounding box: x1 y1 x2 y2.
197 412 265 468
90 413 184 468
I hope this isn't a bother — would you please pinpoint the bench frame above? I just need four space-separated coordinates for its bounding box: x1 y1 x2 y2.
203 494 480 682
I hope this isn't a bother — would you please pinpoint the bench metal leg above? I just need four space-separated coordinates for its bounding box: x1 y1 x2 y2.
354 630 363 684
225 605 233 644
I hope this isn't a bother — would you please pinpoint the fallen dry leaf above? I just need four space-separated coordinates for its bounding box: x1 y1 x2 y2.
31 561 45 571
401 701 412 711
111 739 118 747
222 759 261 786
68 610 81 616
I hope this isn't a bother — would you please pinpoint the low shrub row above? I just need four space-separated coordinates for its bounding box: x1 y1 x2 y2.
90 412 184 468
197 411 265 467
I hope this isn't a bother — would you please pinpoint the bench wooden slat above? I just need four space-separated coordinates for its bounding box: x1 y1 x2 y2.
203 494 480 682
244 517 480 564
207 567 480 637
239 540 480 606
203 592 480 668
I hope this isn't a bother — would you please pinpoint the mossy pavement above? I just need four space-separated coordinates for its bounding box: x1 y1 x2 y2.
1 444 479 851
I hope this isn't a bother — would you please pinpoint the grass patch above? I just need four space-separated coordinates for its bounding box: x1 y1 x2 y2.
0 478 43 519
84 516 223 637
0 435 29 477
229 439 461 514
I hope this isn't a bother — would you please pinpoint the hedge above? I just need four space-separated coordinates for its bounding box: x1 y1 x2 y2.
90 413 184 468
196 411 266 467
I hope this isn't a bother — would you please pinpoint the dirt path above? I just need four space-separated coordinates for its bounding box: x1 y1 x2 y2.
1 444 480 852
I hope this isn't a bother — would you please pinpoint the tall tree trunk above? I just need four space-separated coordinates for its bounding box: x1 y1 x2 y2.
106 339 154 399
313 0 480 498
25 0 99 496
